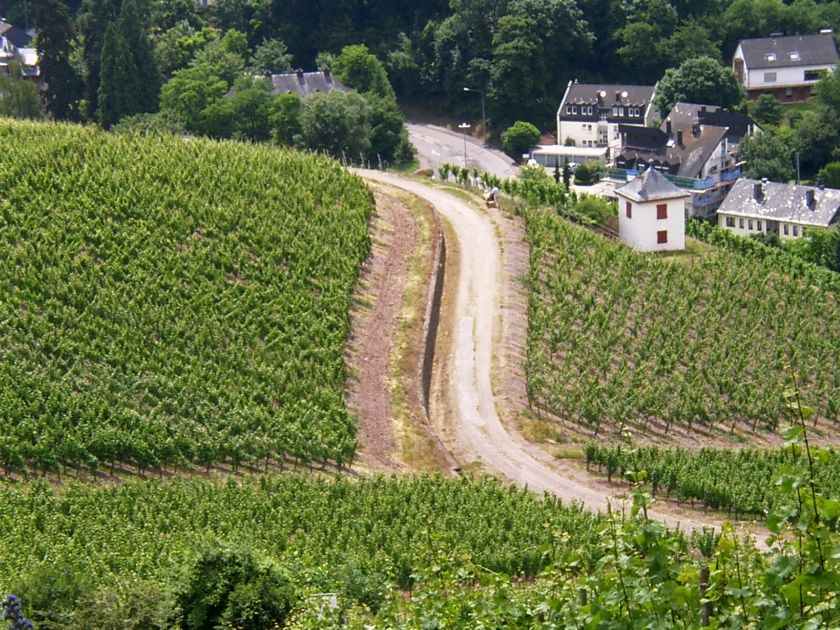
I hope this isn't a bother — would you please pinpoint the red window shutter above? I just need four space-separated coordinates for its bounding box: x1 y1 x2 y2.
657 230 668 244
625 201 632 218
656 203 668 220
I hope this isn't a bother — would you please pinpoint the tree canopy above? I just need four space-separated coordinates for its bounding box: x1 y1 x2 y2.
653 56 744 119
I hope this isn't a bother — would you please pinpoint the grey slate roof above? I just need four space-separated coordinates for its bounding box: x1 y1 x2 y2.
0 21 31 49
718 178 840 227
738 32 838 70
563 83 655 107
615 167 690 202
670 125 727 179
269 70 350 97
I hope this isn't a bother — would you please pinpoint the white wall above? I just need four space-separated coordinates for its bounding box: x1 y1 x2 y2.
717 213 769 236
745 64 834 88
618 196 686 252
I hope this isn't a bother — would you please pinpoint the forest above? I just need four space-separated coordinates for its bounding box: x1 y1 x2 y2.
23 0 839 130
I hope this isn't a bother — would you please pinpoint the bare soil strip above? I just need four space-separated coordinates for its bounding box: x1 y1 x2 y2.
347 181 454 472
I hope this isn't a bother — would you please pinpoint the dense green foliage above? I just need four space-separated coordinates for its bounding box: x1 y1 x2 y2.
0 475 602 625
0 120 372 474
501 121 540 159
585 444 840 516
687 218 840 292
3 459 840 627
525 211 840 434
653 56 744 118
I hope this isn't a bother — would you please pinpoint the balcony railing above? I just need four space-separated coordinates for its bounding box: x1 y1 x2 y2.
599 168 717 191
720 168 742 182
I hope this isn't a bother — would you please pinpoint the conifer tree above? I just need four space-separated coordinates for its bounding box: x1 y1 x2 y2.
31 0 83 119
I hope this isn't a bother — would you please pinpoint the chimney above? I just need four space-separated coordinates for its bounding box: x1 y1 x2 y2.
295 68 304 78
677 129 683 146
615 90 621 102
806 189 816 209
692 122 701 138
324 69 332 80
666 120 672 136
753 181 764 203
700 105 707 113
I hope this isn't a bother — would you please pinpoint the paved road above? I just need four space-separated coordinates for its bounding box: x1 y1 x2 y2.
407 123 518 179
359 170 767 543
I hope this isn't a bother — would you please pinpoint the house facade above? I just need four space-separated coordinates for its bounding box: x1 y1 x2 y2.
733 30 838 101
0 20 38 79
717 178 840 240
614 103 758 218
615 167 689 252
556 82 656 158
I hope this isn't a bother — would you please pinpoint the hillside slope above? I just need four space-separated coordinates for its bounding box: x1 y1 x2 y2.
0 121 373 473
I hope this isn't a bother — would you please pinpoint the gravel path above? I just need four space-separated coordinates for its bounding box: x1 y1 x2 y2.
360 171 767 543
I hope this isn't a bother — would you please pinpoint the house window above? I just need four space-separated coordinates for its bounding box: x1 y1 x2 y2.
793 225 799 236
657 230 668 244
748 219 753 230
805 69 826 81
587 106 593 115
656 203 668 220
802 227 807 236
725 216 735 227
790 51 800 61
783 223 789 235
599 112 608 121
626 201 632 218
739 218 744 229
618 107 625 116
766 53 776 62
764 72 777 83
785 88 793 97
566 105 572 114
612 106 618 116
756 220 762 231
572 106 577 114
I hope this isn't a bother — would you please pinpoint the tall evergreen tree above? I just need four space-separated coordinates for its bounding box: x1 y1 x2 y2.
31 0 83 119
79 0 121 120
97 0 161 128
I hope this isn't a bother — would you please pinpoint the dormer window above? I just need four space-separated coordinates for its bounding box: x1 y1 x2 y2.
572 106 577 114
566 105 572 114
766 53 776 62
790 51 800 61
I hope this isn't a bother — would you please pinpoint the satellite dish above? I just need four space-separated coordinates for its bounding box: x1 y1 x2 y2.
621 90 628 99
599 90 606 98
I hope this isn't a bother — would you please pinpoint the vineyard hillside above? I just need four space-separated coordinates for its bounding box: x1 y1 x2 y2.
0 120 373 474
525 210 840 443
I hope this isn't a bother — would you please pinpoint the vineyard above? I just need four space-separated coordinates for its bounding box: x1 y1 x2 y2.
525 210 840 437
0 120 373 474
585 444 840 516
1 473 838 627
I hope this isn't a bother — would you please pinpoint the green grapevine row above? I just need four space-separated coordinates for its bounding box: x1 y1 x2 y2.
687 218 840 295
584 444 840 516
525 210 840 434
0 120 373 474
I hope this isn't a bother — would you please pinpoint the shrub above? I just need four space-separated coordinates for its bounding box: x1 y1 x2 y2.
501 121 540 159
175 544 296 630
573 162 596 185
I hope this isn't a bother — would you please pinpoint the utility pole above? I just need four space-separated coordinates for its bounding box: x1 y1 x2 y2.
458 122 470 168
463 87 486 143
796 151 801 185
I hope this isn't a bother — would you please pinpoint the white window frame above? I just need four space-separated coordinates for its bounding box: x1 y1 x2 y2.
764 72 777 83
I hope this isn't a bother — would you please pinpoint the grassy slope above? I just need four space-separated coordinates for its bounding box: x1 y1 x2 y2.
0 121 372 471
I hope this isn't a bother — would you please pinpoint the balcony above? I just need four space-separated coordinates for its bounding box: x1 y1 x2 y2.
720 168 742 182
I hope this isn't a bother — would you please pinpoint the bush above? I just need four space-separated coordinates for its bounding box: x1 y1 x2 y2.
501 121 540 160
175 544 296 630
573 195 614 224
818 162 840 188
573 162 597 185
75 579 175 629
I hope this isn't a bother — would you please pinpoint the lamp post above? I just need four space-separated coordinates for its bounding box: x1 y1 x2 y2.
458 122 470 167
463 87 486 142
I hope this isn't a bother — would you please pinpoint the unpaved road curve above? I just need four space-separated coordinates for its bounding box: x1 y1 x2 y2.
360 170 762 539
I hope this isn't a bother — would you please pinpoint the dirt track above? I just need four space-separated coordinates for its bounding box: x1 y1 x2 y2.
359 171 771 541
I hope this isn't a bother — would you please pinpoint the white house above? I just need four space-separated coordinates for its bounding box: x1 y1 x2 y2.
733 30 838 102
556 82 656 158
614 103 759 218
717 178 840 240
615 167 689 252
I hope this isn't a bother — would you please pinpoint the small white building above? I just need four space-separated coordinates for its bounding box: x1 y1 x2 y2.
717 178 840 240
733 30 838 102
556 82 656 158
615 167 689 252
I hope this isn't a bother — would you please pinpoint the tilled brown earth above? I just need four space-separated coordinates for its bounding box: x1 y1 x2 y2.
345 187 418 469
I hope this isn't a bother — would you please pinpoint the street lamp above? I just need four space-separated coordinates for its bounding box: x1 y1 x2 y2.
463 87 486 141
458 122 470 167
